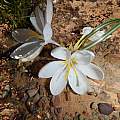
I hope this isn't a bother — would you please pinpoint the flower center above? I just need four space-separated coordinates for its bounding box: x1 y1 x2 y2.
64 57 78 83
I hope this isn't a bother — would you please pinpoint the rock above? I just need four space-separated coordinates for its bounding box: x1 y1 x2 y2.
97 103 114 115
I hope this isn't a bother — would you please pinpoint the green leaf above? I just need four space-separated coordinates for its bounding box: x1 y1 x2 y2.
83 22 120 50
82 18 120 41
79 18 120 47
76 18 120 49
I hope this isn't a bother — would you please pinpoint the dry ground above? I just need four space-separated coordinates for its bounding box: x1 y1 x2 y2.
0 0 120 119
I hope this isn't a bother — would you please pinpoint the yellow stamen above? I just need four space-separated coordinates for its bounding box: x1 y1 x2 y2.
60 61 66 64
63 57 79 87
59 60 70 81
64 64 70 81
70 61 79 86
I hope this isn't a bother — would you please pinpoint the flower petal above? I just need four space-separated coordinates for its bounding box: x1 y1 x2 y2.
90 30 105 41
51 47 70 60
82 27 110 42
72 50 95 64
82 27 93 35
20 46 43 62
38 61 65 78
68 68 88 95
45 0 53 24
43 23 52 42
45 39 60 46
84 50 95 60
10 41 43 62
12 29 40 43
35 6 45 28
76 63 104 80
50 67 67 95
30 15 43 34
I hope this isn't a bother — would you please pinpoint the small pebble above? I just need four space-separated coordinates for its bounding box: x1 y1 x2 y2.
98 103 114 115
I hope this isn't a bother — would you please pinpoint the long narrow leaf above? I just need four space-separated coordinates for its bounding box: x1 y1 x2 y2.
77 18 120 49
95 18 120 30
82 18 120 41
83 23 120 50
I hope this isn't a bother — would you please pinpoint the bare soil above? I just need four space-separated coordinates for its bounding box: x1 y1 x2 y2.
0 0 120 119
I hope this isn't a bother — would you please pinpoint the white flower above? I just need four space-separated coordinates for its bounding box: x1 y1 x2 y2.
10 0 59 62
82 27 110 41
30 0 58 45
38 47 104 95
